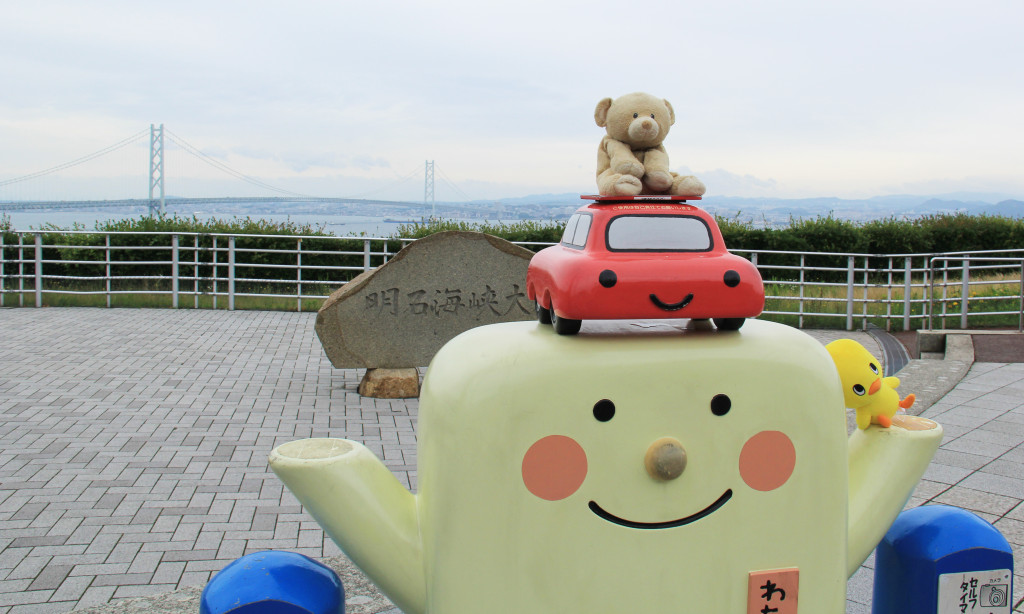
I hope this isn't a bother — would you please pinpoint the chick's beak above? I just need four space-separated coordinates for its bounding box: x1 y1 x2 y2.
869 378 882 395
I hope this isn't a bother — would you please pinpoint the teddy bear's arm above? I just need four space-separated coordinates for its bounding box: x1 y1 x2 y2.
602 136 644 178
642 145 671 173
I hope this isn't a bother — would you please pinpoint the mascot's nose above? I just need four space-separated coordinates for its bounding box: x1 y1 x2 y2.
645 437 687 481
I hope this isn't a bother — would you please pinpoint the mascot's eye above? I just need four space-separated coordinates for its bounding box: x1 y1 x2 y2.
710 394 731 416
633 113 638 118
869 363 879 375
853 384 866 396
593 399 615 422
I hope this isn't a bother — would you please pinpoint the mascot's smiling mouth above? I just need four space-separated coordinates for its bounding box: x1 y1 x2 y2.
650 292 694 311
589 489 732 529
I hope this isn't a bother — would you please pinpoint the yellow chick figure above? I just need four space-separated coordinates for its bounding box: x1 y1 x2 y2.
826 339 916 430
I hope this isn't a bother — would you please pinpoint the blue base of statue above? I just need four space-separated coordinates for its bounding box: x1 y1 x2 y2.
200 551 345 614
873 505 1013 614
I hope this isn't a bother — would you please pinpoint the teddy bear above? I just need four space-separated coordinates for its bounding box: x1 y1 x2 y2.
594 92 706 197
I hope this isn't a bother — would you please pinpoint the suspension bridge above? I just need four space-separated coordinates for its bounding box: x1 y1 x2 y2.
0 125 491 216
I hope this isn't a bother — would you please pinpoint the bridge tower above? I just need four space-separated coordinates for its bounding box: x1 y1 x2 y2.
424 160 435 218
148 124 165 215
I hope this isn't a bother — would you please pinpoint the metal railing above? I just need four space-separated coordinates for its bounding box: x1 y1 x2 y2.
0 231 409 311
731 248 1024 332
2 230 1022 331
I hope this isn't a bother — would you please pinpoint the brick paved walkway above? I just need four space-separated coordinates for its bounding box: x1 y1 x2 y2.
0 309 414 612
1 309 1021 613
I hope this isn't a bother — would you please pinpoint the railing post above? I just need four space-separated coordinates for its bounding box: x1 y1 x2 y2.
34 233 42 308
228 236 236 311
861 256 869 330
0 233 5 308
105 234 112 308
18 233 25 307
171 234 179 309
363 239 371 271
193 235 199 309
885 257 893 331
212 236 218 310
903 257 912 331
846 255 855 331
927 259 935 331
798 254 805 329
960 257 970 329
941 259 949 329
296 238 302 313
1019 259 1023 333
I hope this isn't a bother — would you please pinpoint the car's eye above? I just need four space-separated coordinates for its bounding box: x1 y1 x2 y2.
633 112 638 118
869 363 879 375
599 269 617 288
711 394 731 416
593 399 615 422
723 270 740 288
853 384 866 396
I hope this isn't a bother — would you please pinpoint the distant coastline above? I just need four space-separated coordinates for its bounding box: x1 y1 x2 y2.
3 191 1022 234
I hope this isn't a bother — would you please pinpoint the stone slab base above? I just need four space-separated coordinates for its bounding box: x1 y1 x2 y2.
358 368 420 398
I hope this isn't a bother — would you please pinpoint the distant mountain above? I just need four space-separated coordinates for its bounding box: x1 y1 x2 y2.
456 192 1024 228
979 200 1024 217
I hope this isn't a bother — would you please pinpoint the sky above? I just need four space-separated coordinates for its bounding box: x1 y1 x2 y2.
1 0 1023 203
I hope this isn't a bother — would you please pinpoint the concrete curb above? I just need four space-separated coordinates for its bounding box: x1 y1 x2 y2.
899 333 975 415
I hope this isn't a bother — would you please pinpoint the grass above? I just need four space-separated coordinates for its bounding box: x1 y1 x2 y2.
762 273 1023 330
6 272 1021 330
1 279 335 312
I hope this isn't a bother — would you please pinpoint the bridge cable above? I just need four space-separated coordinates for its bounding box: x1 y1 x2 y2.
347 165 422 199
164 129 318 199
436 165 474 202
0 129 150 187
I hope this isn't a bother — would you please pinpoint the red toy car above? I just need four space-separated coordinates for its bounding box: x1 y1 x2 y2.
527 195 765 335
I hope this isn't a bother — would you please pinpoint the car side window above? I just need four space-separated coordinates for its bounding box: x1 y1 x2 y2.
561 215 579 245
571 214 592 247
606 215 712 251
561 213 592 249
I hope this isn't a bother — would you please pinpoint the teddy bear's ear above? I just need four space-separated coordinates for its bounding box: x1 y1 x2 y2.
594 98 613 127
664 99 676 126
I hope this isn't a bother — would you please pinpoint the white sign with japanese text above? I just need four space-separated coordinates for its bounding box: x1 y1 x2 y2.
937 569 1011 614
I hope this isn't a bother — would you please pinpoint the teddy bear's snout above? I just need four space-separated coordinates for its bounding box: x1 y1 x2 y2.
628 117 660 143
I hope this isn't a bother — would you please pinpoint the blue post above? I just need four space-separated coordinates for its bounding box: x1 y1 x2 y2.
873 505 1013 613
200 551 345 614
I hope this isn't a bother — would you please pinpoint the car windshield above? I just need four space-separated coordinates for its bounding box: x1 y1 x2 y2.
606 215 712 251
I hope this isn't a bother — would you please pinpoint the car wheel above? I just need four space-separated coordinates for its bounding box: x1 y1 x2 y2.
535 300 552 325
713 318 745 331
551 302 582 336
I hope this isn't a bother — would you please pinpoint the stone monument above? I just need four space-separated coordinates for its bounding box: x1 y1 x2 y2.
315 231 536 397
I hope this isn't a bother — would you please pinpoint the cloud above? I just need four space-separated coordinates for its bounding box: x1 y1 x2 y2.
675 166 779 198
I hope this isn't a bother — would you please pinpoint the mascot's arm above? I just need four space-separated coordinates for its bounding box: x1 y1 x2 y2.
847 416 942 576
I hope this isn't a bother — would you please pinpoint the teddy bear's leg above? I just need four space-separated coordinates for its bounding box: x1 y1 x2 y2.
671 174 707 197
612 158 645 179
643 170 674 192
598 171 642 196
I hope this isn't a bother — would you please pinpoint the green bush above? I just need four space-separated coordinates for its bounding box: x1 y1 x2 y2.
394 218 564 250
4 212 1023 297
